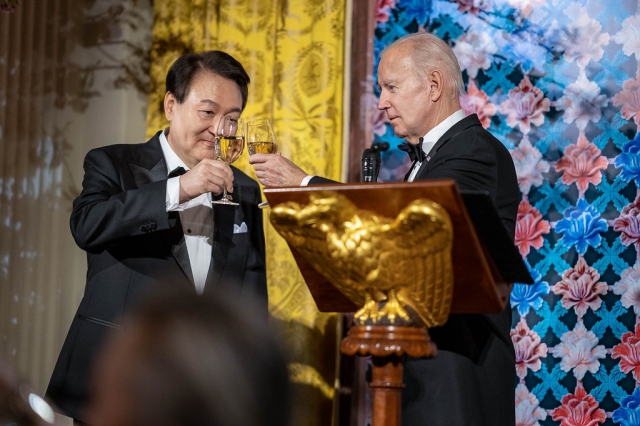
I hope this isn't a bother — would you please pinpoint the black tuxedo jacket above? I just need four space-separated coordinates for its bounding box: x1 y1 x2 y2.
46 131 267 421
313 114 520 425
402 114 520 426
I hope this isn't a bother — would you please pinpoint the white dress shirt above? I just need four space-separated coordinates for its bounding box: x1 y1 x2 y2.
407 110 466 182
159 130 212 295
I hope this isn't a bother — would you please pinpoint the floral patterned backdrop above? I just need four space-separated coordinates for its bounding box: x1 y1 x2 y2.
374 0 640 424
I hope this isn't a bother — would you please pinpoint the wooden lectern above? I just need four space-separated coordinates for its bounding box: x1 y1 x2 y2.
264 180 532 426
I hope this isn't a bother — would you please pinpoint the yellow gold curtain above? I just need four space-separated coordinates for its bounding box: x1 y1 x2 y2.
147 1 346 424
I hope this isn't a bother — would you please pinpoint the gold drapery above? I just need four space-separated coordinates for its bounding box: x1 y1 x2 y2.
147 1 346 424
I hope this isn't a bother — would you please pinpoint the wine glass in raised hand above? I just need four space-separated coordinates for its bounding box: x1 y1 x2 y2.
247 118 278 155
213 116 245 206
247 118 278 208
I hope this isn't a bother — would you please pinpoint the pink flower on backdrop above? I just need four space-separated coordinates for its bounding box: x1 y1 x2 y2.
511 318 548 380
552 322 606 380
375 0 396 24
515 383 547 426
460 80 496 128
551 386 606 426
453 31 497 78
613 261 640 315
510 138 550 194
556 74 608 131
499 75 550 135
613 15 640 60
613 71 640 127
554 135 609 196
455 0 491 16
612 323 640 381
515 200 550 256
552 257 606 318
613 196 640 251
559 10 610 69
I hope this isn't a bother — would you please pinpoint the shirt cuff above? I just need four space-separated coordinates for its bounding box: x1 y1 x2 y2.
300 175 315 186
166 176 191 211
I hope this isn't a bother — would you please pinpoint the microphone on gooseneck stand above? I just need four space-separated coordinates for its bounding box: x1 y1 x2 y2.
361 142 390 183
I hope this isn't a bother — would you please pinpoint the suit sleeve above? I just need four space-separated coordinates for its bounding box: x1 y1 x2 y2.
70 148 170 253
309 176 339 185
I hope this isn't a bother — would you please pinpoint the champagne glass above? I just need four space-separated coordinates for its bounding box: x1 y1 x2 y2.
213 116 245 206
247 118 278 155
247 118 278 208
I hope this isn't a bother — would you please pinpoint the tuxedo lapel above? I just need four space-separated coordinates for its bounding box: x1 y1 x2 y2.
404 162 418 182
413 157 430 180
129 132 168 187
414 114 481 180
167 214 196 287
205 190 236 291
129 131 196 289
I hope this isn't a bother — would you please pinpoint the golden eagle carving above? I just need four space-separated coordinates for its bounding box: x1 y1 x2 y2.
269 192 454 327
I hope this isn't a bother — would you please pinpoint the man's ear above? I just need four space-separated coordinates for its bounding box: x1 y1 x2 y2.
164 92 176 121
428 70 444 102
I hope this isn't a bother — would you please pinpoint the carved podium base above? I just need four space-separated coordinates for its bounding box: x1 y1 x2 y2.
340 325 436 426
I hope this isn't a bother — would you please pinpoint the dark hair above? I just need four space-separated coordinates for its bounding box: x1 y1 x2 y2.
97 290 290 426
166 50 251 110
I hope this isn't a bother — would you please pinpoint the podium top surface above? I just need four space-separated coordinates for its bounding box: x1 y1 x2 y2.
264 180 529 315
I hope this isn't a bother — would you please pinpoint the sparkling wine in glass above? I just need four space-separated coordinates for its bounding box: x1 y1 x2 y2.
247 118 278 155
247 118 277 208
213 116 244 206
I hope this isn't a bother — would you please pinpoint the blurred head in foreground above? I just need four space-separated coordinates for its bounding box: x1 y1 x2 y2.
87 291 290 426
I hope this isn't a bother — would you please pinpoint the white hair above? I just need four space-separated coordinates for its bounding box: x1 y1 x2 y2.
382 33 466 102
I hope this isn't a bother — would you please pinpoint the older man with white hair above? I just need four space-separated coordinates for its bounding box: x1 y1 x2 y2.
250 33 520 425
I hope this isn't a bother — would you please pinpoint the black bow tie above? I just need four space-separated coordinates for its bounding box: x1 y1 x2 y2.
398 138 425 163
168 166 187 178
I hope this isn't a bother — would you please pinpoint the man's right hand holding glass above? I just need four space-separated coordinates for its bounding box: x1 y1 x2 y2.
178 158 234 203
249 153 310 187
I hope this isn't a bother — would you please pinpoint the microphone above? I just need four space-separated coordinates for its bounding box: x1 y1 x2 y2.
372 141 390 152
361 142 389 183
361 148 379 182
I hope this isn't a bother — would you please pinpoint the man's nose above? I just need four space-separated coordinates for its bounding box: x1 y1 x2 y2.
210 117 221 135
377 95 388 110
